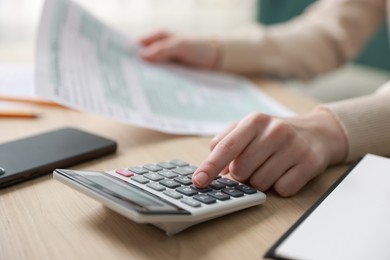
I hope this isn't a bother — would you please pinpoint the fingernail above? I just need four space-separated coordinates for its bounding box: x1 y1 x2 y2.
194 172 209 186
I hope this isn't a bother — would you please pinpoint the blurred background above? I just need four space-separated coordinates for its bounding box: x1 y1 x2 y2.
0 0 389 102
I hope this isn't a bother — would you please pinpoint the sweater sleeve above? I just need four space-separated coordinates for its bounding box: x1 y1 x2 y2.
218 0 385 80
319 82 390 162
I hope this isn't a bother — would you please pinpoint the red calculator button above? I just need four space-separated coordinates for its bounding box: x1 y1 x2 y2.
115 168 134 177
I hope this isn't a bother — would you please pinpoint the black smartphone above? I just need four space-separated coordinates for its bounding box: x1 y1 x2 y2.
0 127 117 188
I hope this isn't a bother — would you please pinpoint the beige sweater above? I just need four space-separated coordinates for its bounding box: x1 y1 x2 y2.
218 0 390 162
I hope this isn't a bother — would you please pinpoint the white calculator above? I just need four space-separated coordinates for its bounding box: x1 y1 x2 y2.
54 160 266 235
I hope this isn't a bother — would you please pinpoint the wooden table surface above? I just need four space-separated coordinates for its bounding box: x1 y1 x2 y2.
0 46 349 260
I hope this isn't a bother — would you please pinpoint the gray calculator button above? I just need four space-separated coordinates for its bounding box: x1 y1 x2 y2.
158 170 178 178
157 162 176 169
170 160 189 167
208 191 230 201
143 164 163 172
147 182 166 191
174 176 193 185
173 166 197 176
236 184 257 194
159 179 181 189
209 180 225 190
181 197 201 208
144 172 164 181
218 177 238 187
190 185 212 193
193 194 216 204
222 188 244 198
131 175 150 184
163 190 183 199
128 166 148 175
176 186 198 196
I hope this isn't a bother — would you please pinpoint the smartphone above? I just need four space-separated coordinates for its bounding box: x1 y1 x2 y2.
0 127 117 188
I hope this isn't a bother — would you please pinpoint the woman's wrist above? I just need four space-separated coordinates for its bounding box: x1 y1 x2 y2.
208 40 223 69
289 108 348 166
306 108 348 164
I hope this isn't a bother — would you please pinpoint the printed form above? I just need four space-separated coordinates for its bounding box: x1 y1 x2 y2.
35 0 293 135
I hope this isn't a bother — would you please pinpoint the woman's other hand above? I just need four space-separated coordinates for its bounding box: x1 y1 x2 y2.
139 31 221 69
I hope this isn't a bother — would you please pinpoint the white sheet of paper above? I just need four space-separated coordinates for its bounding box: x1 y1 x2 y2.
35 0 293 135
0 63 44 112
273 154 390 260
0 64 35 98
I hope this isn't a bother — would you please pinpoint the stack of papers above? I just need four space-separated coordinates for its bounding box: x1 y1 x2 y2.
0 64 35 99
0 64 60 118
35 0 293 135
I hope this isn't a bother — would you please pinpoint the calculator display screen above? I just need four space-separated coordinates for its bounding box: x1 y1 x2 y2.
57 169 189 215
86 175 161 207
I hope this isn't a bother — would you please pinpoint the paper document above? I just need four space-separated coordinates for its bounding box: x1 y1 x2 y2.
35 0 293 135
0 64 59 117
266 154 390 260
0 64 35 98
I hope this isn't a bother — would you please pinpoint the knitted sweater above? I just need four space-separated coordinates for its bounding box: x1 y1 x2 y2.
218 0 390 162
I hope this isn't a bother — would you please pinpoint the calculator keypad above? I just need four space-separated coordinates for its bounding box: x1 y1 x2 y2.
114 160 259 208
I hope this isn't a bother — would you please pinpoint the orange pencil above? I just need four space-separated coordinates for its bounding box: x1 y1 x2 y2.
0 96 63 107
0 110 38 118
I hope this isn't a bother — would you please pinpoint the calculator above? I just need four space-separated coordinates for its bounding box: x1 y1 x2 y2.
53 160 266 235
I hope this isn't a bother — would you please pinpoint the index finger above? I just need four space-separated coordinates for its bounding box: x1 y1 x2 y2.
192 122 257 188
138 31 171 46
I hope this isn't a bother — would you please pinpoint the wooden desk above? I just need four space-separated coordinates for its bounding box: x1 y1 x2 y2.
0 51 348 260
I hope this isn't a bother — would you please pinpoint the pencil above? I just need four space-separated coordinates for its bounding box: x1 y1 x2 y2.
0 110 38 118
0 96 63 107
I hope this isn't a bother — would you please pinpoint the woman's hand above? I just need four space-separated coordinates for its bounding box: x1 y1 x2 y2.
139 31 221 69
192 109 348 197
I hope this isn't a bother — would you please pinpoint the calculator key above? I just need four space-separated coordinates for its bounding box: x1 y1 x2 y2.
170 160 189 167
181 197 201 208
209 180 225 190
222 188 244 197
115 168 134 177
146 182 166 191
131 175 150 184
144 172 164 181
235 185 257 194
128 166 148 175
176 186 198 196
158 170 178 178
157 162 176 169
208 191 230 201
143 164 163 172
193 194 217 204
186 166 197 172
159 179 181 189
174 176 193 185
218 178 238 187
190 185 212 193
163 189 183 199
173 166 197 176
